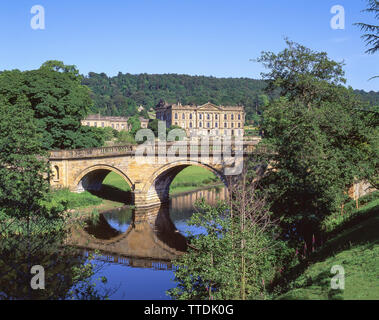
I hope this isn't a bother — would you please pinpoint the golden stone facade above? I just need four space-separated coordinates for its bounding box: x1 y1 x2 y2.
155 102 245 137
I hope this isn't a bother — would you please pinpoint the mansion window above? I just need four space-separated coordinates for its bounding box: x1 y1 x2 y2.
231 123 234 128
175 113 178 119
53 166 59 181
94 122 97 127
238 114 241 120
190 122 192 128
231 115 234 120
112 124 114 128
207 114 210 120
238 123 241 128
199 114 202 120
224 123 227 128
215 122 218 128
87 122 90 126
199 122 202 127
102 122 105 127
207 122 210 128
224 114 227 120
190 114 192 119
215 114 218 120
182 113 185 119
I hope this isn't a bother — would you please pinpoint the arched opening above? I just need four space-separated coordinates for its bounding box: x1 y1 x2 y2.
146 162 227 206
76 165 133 205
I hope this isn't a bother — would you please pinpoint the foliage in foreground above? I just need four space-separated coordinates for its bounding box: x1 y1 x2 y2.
168 176 295 300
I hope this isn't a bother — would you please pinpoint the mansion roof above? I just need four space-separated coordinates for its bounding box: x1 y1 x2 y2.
156 102 244 112
84 114 129 122
84 114 149 123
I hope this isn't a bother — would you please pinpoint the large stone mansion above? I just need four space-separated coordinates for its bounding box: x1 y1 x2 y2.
156 102 245 137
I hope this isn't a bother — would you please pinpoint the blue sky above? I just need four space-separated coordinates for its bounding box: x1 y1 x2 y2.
0 0 378 91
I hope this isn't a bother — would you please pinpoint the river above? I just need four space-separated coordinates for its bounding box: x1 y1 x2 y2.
70 185 228 300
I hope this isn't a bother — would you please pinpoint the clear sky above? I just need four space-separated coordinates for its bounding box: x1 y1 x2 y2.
0 0 378 91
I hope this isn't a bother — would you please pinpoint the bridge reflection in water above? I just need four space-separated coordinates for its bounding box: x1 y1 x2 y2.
67 186 228 271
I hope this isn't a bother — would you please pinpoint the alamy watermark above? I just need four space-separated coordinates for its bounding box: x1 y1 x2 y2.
330 265 345 290
31 5 45 30
30 265 45 290
330 5 345 30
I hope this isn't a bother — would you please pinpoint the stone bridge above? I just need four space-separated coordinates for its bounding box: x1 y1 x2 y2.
49 140 259 208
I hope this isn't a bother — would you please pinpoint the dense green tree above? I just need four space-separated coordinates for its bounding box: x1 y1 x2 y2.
82 72 379 123
127 115 141 135
116 130 136 145
0 79 54 220
24 61 94 149
168 170 293 300
258 40 377 243
0 61 104 151
147 118 159 137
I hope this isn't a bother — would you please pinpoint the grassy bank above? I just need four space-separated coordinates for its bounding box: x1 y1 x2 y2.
169 166 221 195
278 192 379 300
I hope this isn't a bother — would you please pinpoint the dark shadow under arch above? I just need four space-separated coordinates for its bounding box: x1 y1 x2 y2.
75 165 133 205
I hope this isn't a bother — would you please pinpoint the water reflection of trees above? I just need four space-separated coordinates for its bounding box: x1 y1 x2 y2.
103 207 133 226
0 217 117 300
169 186 227 222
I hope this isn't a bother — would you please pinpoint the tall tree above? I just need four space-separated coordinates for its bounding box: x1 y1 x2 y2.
258 40 377 243
0 61 105 150
24 61 95 149
0 70 52 219
168 165 292 300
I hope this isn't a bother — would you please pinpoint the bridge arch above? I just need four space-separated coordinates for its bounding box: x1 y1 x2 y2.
74 164 134 193
142 160 228 205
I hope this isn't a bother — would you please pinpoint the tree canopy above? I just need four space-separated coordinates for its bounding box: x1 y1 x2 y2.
0 61 104 150
82 72 379 125
258 40 378 244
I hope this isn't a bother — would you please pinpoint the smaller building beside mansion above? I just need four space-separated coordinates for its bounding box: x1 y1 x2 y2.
82 114 149 131
156 102 245 137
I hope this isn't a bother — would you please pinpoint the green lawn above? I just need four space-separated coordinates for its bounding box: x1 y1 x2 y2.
278 197 379 300
169 166 221 195
49 189 102 209
102 172 131 192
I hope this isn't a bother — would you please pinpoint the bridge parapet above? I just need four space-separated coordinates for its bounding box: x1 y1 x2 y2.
49 140 260 160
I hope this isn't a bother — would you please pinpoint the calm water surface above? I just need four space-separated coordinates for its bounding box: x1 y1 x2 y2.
72 186 228 300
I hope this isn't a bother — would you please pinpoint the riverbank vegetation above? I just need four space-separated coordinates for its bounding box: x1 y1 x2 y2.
276 192 379 300
169 39 378 300
169 166 295 300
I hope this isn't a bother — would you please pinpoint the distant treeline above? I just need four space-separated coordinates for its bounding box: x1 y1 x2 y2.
82 72 379 121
